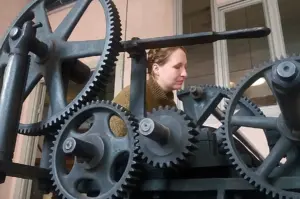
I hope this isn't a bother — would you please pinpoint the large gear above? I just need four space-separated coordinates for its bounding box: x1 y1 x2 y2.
222 55 300 198
137 106 200 168
49 100 140 199
0 0 122 135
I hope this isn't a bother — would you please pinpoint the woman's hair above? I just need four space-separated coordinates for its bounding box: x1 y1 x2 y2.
147 46 186 76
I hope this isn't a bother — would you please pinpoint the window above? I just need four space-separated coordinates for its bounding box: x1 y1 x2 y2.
278 0 300 55
224 3 274 107
182 0 215 87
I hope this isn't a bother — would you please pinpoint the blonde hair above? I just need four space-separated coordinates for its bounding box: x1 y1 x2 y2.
147 47 187 76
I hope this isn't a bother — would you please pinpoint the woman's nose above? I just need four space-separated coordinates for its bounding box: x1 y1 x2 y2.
181 68 187 77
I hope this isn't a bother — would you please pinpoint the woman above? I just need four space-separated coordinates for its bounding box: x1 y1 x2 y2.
110 46 188 137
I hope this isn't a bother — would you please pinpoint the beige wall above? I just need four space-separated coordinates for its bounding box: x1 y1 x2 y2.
0 0 29 37
122 0 176 87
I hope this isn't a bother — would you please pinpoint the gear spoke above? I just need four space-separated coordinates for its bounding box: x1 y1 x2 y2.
24 61 42 99
54 0 92 40
263 68 276 96
59 40 105 60
90 110 111 135
63 163 93 195
44 60 67 114
0 52 9 68
92 111 130 160
32 1 52 36
255 136 292 179
110 136 130 155
95 155 116 192
0 52 8 90
96 171 116 193
63 163 85 183
231 116 278 130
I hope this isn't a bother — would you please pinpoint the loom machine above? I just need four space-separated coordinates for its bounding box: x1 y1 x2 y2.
0 0 299 198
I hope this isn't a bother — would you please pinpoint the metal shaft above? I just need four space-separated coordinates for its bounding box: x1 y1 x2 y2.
63 137 96 161
129 45 147 119
271 61 300 132
122 27 270 50
139 118 170 145
0 53 30 161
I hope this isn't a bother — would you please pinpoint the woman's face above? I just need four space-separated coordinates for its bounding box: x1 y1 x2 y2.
153 48 188 91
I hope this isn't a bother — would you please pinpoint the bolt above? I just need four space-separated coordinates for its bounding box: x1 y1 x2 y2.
139 118 153 133
142 123 150 131
276 61 297 81
9 27 20 40
189 86 204 99
63 138 74 151
32 22 42 29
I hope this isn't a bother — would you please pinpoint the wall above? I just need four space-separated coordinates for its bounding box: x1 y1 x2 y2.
0 0 29 36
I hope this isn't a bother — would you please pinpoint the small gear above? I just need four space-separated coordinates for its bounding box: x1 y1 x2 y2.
49 100 140 199
222 55 300 198
4 0 122 136
136 106 199 168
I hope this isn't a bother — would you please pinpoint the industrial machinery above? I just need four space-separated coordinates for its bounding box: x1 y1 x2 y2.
0 0 299 199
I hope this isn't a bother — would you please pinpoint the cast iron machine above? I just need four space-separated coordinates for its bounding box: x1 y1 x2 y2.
0 0 300 198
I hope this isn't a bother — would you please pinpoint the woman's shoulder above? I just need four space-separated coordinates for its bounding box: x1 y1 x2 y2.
112 84 131 109
112 81 152 109
114 84 131 99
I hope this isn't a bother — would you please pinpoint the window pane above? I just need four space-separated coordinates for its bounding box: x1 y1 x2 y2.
225 3 275 107
278 0 300 55
183 0 215 86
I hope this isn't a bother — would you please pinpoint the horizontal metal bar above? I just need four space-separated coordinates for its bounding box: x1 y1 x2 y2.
121 27 270 51
0 161 50 180
141 176 300 191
